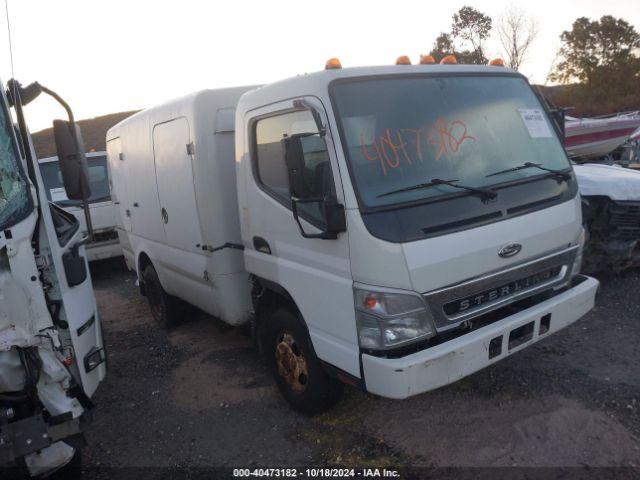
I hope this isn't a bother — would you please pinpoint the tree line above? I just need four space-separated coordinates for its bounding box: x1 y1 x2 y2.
429 5 640 117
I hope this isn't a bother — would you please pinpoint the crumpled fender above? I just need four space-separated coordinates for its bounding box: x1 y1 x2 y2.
574 163 640 201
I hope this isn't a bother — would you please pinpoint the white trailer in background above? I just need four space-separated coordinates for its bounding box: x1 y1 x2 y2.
108 63 598 414
39 151 121 261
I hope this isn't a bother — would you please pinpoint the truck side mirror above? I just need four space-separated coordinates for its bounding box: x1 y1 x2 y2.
281 133 346 240
53 119 91 201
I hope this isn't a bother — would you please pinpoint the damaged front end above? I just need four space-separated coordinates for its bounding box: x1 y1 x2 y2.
0 254 92 476
581 196 640 274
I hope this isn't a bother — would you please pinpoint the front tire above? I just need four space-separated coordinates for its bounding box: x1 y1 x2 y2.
142 264 181 328
267 307 343 415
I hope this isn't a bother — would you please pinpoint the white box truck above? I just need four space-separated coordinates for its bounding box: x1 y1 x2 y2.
108 61 599 414
39 151 121 261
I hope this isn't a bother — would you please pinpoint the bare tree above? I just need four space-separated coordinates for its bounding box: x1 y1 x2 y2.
497 5 539 70
544 46 562 85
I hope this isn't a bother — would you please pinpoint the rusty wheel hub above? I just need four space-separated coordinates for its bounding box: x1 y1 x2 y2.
275 332 308 392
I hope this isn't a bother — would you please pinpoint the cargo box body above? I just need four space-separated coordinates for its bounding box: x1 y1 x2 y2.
107 87 257 324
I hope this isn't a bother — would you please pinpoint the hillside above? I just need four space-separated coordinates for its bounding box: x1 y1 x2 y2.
538 83 640 117
32 110 138 159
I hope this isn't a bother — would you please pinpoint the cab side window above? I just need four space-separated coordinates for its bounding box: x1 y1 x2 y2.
254 110 334 223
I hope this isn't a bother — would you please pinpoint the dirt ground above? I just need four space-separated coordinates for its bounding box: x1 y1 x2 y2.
83 258 639 478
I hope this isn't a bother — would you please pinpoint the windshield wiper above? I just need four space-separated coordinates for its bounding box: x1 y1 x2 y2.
377 178 497 200
485 162 571 180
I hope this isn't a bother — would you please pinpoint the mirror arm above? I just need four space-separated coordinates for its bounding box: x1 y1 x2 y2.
293 99 326 137
7 80 94 241
42 86 95 241
40 85 75 124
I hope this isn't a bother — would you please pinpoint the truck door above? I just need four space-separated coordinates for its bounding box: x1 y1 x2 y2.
30 158 107 397
243 98 359 378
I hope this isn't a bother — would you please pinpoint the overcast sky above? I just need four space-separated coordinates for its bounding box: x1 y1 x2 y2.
1 0 638 132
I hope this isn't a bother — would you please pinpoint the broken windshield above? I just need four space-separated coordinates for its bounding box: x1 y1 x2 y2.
331 74 571 209
0 93 32 231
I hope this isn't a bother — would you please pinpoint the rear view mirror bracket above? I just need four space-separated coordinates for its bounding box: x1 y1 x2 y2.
8 80 95 240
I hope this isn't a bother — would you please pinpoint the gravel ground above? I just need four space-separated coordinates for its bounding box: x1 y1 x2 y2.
81 258 639 478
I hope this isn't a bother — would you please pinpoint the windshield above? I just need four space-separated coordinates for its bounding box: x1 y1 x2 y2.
39 155 111 207
0 96 31 230
331 74 571 208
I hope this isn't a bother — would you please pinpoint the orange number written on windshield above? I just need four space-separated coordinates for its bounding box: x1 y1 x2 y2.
359 118 476 176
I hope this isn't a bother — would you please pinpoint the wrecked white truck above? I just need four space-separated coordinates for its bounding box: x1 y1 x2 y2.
574 163 640 274
0 80 106 476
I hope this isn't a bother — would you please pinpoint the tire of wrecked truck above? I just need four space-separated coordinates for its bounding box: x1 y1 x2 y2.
266 306 343 415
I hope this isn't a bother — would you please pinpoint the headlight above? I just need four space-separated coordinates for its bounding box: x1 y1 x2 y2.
354 287 435 350
571 227 586 277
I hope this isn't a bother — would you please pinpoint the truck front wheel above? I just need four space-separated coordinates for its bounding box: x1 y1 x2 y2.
267 307 343 414
142 264 181 328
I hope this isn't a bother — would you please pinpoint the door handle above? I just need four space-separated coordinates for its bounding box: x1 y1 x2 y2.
253 236 271 254
161 208 168 224
133 202 139 207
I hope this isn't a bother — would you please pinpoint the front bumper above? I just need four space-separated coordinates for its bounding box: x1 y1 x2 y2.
362 275 599 399
85 239 122 262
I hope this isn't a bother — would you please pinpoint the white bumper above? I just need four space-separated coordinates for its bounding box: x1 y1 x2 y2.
362 276 599 399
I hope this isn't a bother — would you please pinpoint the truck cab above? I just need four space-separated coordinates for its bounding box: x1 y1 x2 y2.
235 63 598 407
109 62 598 414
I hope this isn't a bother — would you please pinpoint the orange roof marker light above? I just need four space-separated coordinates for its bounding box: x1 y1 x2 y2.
325 58 342 70
419 54 436 65
396 55 412 65
440 55 458 65
489 58 505 67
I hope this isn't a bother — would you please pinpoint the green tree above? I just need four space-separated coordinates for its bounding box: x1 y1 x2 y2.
451 6 493 64
551 15 640 86
429 32 456 59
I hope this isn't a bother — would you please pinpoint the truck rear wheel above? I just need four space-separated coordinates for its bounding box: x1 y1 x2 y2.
267 307 343 414
142 264 181 328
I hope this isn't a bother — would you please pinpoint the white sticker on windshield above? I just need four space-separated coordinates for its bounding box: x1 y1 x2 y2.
50 187 68 202
518 108 552 138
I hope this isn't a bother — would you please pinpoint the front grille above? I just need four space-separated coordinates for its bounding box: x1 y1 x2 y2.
423 246 578 331
442 266 562 317
608 202 640 240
